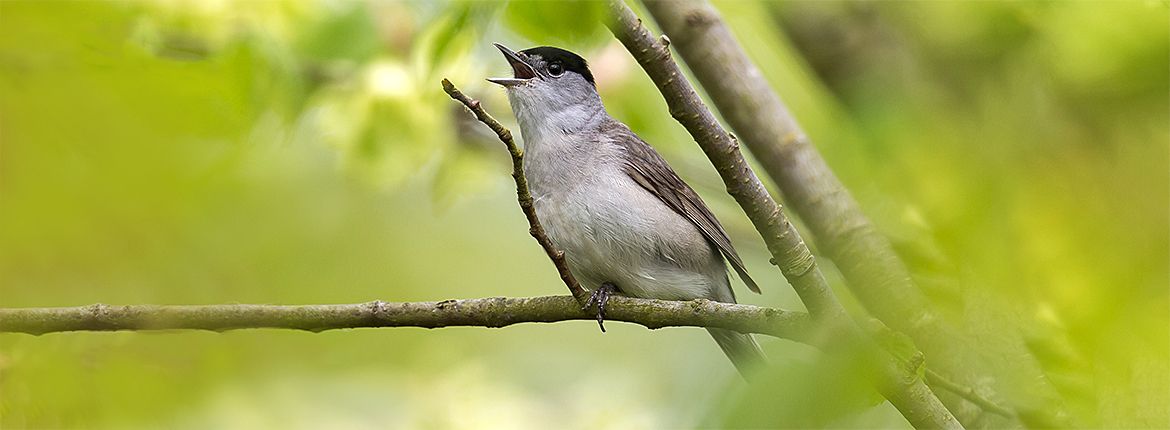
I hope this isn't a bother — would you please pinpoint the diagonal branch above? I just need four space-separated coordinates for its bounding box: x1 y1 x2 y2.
603 1 844 323
442 79 589 303
638 0 1063 426
0 296 811 340
604 2 962 428
926 369 1016 419
639 0 935 337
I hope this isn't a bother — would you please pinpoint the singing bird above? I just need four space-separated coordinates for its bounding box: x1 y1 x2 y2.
487 44 765 375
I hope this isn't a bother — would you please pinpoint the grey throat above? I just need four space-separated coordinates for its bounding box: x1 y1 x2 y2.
488 43 766 376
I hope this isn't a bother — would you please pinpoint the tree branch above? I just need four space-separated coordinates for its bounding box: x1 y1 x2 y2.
605 2 962 428
639 0 1062 425
639 0 935 336
926 369 1016 419
0 296 812 339
603 0 844 323
638 0 952 378
441 79 590 303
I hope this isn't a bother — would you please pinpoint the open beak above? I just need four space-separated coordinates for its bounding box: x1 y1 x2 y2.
487 43 537 87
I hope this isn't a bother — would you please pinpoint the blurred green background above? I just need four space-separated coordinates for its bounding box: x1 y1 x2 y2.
1 1 1166 428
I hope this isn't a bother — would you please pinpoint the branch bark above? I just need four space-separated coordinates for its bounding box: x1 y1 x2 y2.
638 0 941 364
603 1 843 323
442 79 590 303
605 2 961 428
926 369 1015 419
0 296 812 339
639 1 1062 426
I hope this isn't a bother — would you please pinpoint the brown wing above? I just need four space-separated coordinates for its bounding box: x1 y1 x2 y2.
608 121 761 294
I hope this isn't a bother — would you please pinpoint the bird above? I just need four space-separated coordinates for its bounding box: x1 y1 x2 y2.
487 43 765 376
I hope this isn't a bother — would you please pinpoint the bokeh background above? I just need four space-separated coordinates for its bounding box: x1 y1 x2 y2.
1 1 1166 428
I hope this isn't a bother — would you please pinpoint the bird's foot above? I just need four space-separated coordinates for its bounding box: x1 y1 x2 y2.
583 282 618 333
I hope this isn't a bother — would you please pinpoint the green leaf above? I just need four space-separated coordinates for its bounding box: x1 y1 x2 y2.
503 0 609 47
866 319 925 379
296 3 380 63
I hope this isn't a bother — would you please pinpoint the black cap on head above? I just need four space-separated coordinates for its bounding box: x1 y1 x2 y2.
520 46 595 86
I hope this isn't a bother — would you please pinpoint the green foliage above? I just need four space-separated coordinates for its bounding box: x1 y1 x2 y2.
296 3 381 63
503 0 610 48
1 0 1166 428
711 346 894 429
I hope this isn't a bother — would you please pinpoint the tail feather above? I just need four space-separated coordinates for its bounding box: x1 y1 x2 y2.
707 328 767 378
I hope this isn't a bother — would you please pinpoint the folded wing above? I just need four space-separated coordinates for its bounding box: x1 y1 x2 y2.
607 121 761 294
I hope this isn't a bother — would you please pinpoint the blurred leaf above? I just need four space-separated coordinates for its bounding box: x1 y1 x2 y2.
430 146 502 210
866 320 925 380
296 3 380 63
1 0 1167 428
708 353 893 428
503 0 609 47
414 3 473 77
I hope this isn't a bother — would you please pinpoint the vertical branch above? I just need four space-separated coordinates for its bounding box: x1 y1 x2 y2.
442 80 590 303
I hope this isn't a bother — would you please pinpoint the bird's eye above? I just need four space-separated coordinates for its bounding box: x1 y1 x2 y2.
548 62 564 77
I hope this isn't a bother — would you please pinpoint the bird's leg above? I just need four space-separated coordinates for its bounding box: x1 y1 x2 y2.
583 282 619 333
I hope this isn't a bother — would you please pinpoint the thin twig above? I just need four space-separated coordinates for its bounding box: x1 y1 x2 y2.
926 369 1016 419
441 79 589 303
0 296 811 340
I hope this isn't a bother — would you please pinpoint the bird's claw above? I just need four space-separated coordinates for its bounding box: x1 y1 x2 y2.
583 283 617 333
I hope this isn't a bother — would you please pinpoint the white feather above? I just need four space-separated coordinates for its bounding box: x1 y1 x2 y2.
504 74 731 302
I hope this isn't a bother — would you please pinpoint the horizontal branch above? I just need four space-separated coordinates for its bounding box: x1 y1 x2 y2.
0 296 812 340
